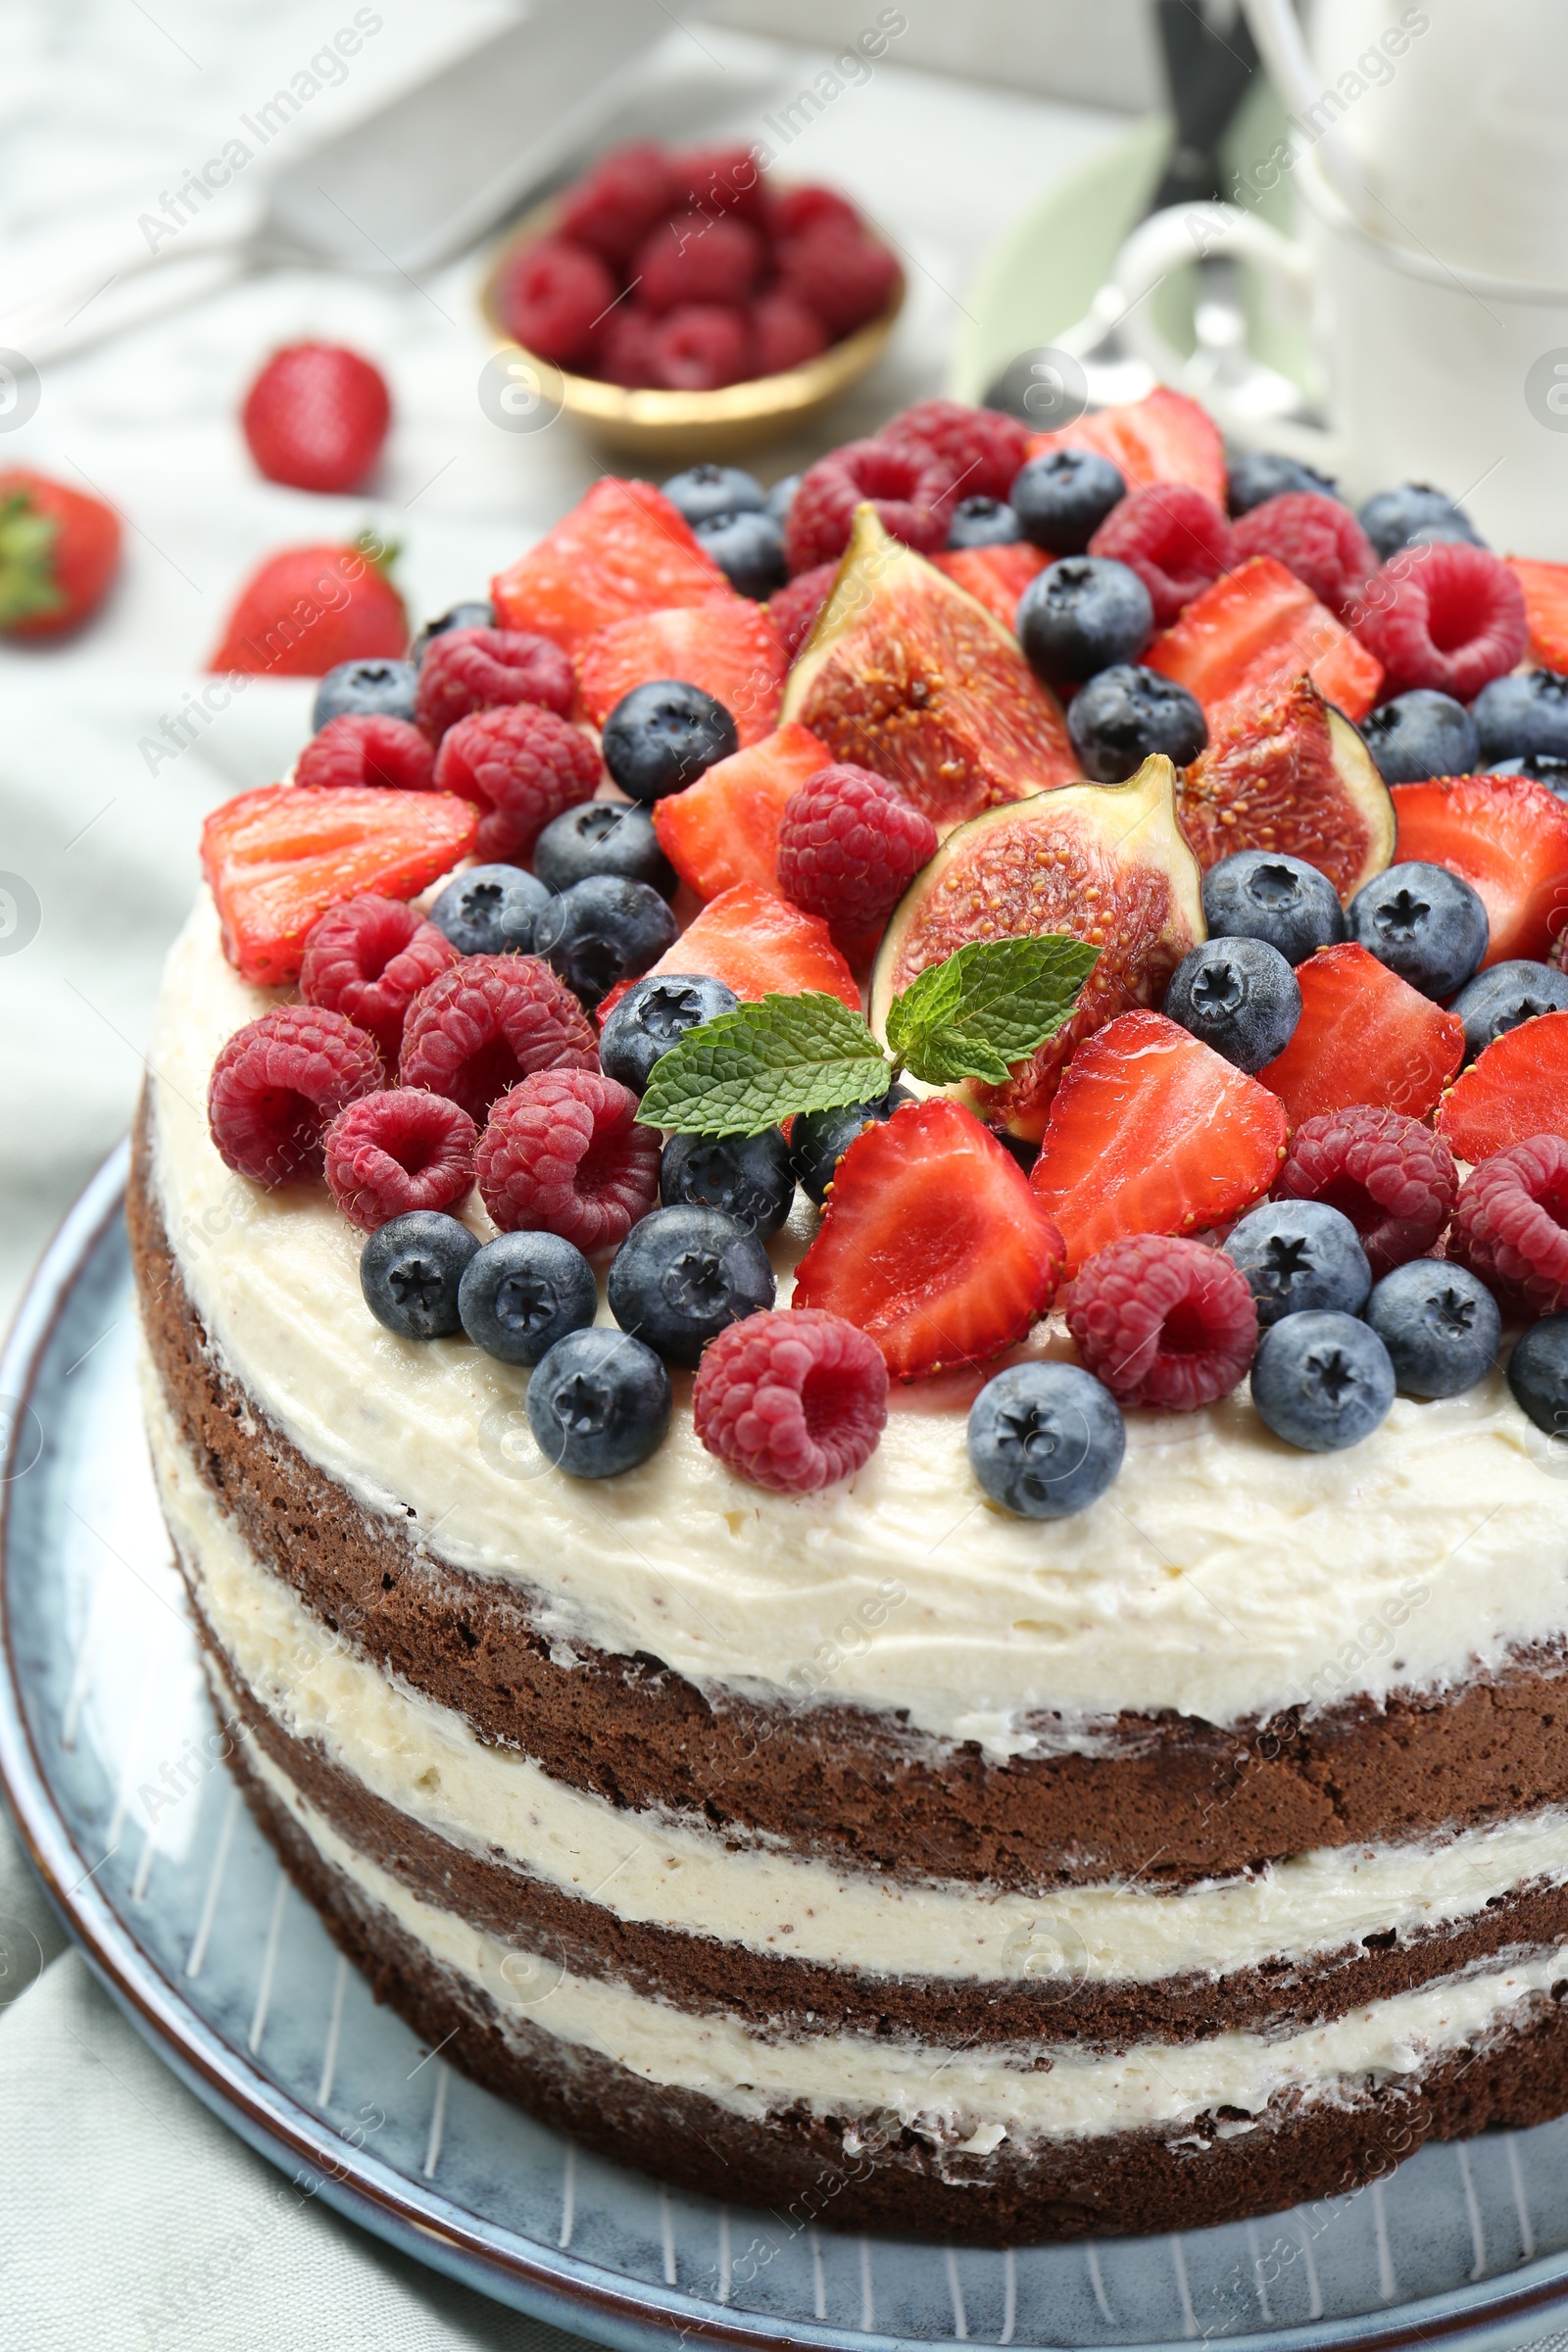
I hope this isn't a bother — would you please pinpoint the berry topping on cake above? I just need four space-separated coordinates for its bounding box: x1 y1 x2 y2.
695 509 788 600
433 704 601 864
944 495 1021 551
879 399 1031 503
1146 555 1383 730
1060 1232 1257 1411
1227 450 1340 515
930 541 1049 632
775 764 938 947
1222 1199 1371 1327
209 537 407 676
414 625 574 740
653 722 832 901
399 955 597 1122
532 876 680 1011
295 713 435 794
1250 1310 1396 1451
1436 1011 1568 1160
1387 772 1568 967
1346 860 1490 1000
601 679 741 802
1026 385 1226 508
660 1128 795 1237
1472 665 1568 763
966 1361 1125 1517
1201 849 1347 967
788 1089 911 1205
600 973 740 1094
1088 483 1237 627
783 438 956 573
1365 1260 1501 1399
693 1308 888 1492
299 896 459 1065
1256 943 1464 1128
608 1204 776 1366
662 465 765 528
241 343 390 494
458 1230 598 1367
1359 689 1478 783
578 604 784 748
360 1211 478 1340
1450 1136 1568 1315
1067 664 1208 782
323 1088 478 1233
535 800 674 899
209 1004 384 1186
427 864 551 958
477 1067 660 1252
313 657 418 729
1353 542 1527 701
1177 679 1395 901
1015 557 1153 688
767 563 837 661
1504 563 1568 674
1010 448 1126 554
1451 960 1568 1061
525 1327 671 1479
1162 935 1301 1071
1507 1310 1568 1435
1230 492 1374 620
1275 1104 1459 1276
1359 482 1485 560
413 602 494 661
491 477 726 655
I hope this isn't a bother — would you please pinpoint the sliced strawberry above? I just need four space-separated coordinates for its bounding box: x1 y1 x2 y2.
599 879 859 1021
1437 1011 1568 1159
1029 1010 1286 1271
1026 386 1226 508
1146 556 1384 730
1392 772 1568 966
1506 558 1568 669
575 599 786 747
491 477 728 655
201 785 477 987
930 543 1048 634
791 1098 1065 1379
1256 942 1464 1129
652 720 831 900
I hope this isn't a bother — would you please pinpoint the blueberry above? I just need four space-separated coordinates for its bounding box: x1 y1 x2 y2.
427 863 551 956
1226 450 1340 515
599 972 738 1093
661 1129 795 1237
312 658 418 731
602 680 738 803
789 1086 911 1203
1202 850 1347 966
1250 1311 1396 1451
661 464 765 527
1066 662 1207 782
1365 1260 1500 1399
1357 482 1485 561
695 509 787 599
967 1362 1125 1518
1223 1200 1371 1328
1360 690 1479 784
533 801 675 899
607 1204 775 1368
458 1231 597 1366
411 601 494 665
531 876 679 1011
766 472 801 525
1009 450 1126 554
525 1326 671 1478
1346 860 1489 998
361 1212 478 1340
1450 958 1568 1059
1508 1313 1568 1439
946 496 1021 551
1471 668 1568 763
1163 937 1301 1070
1489 751 1568 801
1017 558 1152 689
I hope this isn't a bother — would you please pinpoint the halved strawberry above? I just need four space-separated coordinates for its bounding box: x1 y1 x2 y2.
201 784 477 987
1256 942 1463 1128
791 1097 1065 1379
576 599 785 747
1437 1011 1568 1158
1029 1009 1286 1270
1026 386 1226 508
1507 558 1568 669
930 543 1048 635
1392 772 1568 966
599 879 859 1021
653 720 831 900
491 478 728 654
1146 555 1384 730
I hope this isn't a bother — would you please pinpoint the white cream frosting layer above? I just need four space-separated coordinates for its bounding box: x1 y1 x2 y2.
249 1731 1568 2146
148 894 1568 1750
151 1373 1568 1987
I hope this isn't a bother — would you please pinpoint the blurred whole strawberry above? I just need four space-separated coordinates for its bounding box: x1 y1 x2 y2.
209 532 407 675
0 470 122 636
242 343 391 493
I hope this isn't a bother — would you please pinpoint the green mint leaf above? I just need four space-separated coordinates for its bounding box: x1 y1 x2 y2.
887 935 1099 1088
638 992 892 1137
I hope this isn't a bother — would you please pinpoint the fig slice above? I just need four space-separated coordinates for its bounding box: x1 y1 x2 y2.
781 503 1077 826
869 753 1205 1141
1177 676 1396 901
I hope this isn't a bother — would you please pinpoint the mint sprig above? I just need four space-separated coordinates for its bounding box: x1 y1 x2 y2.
637 935 1098 1137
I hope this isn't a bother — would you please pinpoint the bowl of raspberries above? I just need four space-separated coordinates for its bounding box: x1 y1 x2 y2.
479 140 904 459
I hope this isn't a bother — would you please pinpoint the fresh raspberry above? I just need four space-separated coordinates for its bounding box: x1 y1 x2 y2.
495 236 616 366
400 955 597 1122
674 145 771 230
558 143 677 267
300 896 459 1066
323 1087 477 1233
1275 1104 1459 1275
1450 1136 1568 1315
433 704 601 864
767 563 837 660
649 304 753 391
879 400 1032 504
295 713 434 793
476 1068 659 1250
776 764 939 941
597 305 662 388
784 439 956 575
240 343 390 495
693 1308 889 1492
751 290 828 375
208 1004 384 1187
1231 492 1375 621
415 625 574 741
1088 484 1237 627
778 223 899 338
770 184 861 241
633 213 765 314
1060 1232 1257 1410
1352 541 1528 700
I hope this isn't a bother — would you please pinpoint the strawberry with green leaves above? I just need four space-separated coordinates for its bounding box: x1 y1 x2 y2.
0 469 122 637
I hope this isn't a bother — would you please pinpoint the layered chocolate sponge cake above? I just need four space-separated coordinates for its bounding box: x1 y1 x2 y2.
133 391 1568 2241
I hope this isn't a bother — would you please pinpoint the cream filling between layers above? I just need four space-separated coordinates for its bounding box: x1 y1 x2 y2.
149 894 1568 1751
150 1371 1568 1987
249 1732 1568 2146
